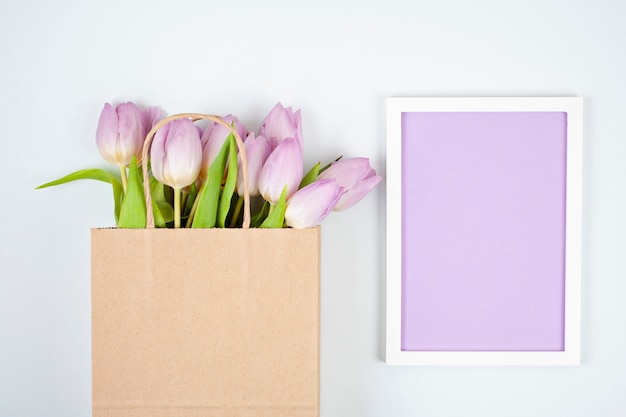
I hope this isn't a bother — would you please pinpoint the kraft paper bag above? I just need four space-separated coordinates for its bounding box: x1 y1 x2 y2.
91 227 320 417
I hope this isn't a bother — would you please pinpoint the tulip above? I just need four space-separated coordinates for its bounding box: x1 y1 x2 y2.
96 102 162 193
151 118 203 228
200 115 246 180
142 106 164 137
259 103 303 149
317 157 382 211
96 102 146 192
257 138 303 204
96 102 145 167
236 132 271 197
285 179 344 229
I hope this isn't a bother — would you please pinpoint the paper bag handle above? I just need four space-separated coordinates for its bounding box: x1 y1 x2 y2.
141 113 250 229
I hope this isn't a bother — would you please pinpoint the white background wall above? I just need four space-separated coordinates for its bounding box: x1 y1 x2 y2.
1 0 624 416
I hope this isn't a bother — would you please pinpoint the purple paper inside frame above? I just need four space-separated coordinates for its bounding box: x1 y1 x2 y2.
401 111 567 352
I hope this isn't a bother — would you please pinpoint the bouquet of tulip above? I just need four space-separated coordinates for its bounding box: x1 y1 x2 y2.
38 102 381 229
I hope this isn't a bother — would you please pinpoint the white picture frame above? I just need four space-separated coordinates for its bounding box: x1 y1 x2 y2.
386 97 582 366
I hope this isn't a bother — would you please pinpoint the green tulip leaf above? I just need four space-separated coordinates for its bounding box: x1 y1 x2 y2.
184 182 198 218
118 157 146 228
36 169 115 188
300 162 321 189
260 187 287 228
36 168 124 223
112 179 124 223
192 134 232 228
250 201 270 228
218 135 238 228
150 175 170 203
153 200 174 228
149 175 174 227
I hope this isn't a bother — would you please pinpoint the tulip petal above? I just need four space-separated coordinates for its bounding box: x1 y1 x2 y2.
259 103 303 149
257 138 303 204
285 179 344 229
95 103 119 165
115 102 145 165
318 157 373 188
333 174 382 211
317 157 382 211
151 119 202 190
142 106 164 136
96 102 147 167
237 133 271 196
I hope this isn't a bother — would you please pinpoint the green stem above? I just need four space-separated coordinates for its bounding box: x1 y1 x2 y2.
229 195 244 227
181 191 189 218
174 188 181 228
119 165 128 193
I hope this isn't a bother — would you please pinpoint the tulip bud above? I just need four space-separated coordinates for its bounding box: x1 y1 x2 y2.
151 119 203 190
257 138 303 204
285 179 344 229
259 103 303 149
96 102 146 167
200 115 246 180
237 132 271 197
142 106 164 136
318 157 382 211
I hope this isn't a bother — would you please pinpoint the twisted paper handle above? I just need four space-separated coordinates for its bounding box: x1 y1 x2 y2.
140 113 250 229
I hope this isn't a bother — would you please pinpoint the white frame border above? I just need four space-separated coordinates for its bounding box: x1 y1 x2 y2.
386 97 582 366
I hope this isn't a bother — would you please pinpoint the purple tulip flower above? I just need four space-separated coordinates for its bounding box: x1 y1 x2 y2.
258 103 303 149
96 102 146 167
257 138 303 204
285 179 344 229
151 119 203 190
318 157 382 211
200 115 246 180
237 132 271 197
142 106 164 137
